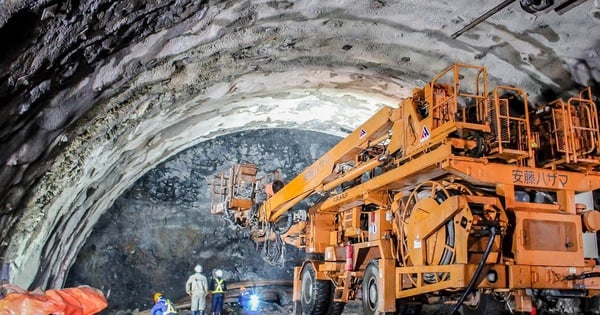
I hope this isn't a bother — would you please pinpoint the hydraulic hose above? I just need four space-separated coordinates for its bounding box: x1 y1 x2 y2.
447 225 498 315
565 272 600 280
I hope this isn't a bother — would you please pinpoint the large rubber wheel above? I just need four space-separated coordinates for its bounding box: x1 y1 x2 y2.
328 299 345 315
301 263 331 315
363 262 381 315
462 293 504 315
327 284 345 315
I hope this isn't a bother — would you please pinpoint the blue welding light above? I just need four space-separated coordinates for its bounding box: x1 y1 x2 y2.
249 294 260 311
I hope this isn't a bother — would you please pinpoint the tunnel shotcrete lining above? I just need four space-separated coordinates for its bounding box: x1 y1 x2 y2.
9 74 408 291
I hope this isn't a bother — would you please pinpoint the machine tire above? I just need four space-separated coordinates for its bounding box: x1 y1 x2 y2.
301 263 331 315
461 293 504 315
363 262 395 315
363 262 379 315
327 300 345 315
327 285 346 315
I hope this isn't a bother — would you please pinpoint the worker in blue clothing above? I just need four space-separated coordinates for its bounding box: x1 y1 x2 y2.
209 269 227 315
151 292 177 315
238 287 251 310
238 286 260 313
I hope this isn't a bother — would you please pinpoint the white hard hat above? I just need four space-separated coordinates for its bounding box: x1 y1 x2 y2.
194 264 202 273
215 269 223 277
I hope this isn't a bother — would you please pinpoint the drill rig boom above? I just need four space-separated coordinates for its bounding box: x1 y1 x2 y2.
261 106 398 223
210 63 600 315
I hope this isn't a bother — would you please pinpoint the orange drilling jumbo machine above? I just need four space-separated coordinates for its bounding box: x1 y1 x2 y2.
210 63 600 315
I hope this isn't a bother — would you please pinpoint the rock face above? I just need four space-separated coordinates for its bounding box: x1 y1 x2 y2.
66 128 340 312
0 0 210 217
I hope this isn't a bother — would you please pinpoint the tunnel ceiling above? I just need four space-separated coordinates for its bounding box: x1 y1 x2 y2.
0 0 599 290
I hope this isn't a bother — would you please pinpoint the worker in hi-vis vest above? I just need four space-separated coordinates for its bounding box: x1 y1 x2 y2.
209 269 227 315
151 292 177 315
186 264 208 315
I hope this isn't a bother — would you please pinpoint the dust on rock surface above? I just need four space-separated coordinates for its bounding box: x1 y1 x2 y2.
67 129 341 313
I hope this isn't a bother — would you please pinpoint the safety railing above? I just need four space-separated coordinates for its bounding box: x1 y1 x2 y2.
210 164 258 214
528 87 600 169
566 88 600 164
489 86 533 166
428 63 489 131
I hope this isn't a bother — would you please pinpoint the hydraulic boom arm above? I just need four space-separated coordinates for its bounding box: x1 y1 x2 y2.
260 106 401 223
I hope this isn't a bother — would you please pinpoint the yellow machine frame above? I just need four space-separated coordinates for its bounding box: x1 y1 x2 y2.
211 63 600 314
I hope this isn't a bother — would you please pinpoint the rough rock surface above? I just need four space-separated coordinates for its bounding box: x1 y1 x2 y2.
66 128 340 312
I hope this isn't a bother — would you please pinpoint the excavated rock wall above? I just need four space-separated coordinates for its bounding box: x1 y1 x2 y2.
1 0 411 289
66 128 340 312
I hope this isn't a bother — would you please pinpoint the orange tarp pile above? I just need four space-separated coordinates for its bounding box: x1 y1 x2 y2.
0 285 108 315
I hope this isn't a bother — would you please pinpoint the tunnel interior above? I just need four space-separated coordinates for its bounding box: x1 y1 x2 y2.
0 0 599 314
